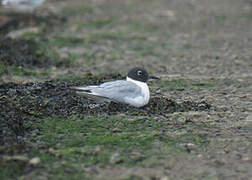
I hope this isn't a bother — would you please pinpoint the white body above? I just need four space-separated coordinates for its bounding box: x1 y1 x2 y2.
72 76 150 108
125 77 150 107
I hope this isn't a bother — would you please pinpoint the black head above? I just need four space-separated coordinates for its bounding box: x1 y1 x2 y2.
127 67 149 82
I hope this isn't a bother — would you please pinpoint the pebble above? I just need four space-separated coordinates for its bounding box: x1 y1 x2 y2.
29 157 41 166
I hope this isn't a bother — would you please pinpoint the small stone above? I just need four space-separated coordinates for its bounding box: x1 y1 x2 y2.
242 156 251 162
161 176 170 180
94 146 101 153
197 154 203 158
112 128 122 133
3 155 28 162
29 157 41 166
51 67 57 71
7 27 40 39
236 165 246 172
110 152 123 164
159 10 175 17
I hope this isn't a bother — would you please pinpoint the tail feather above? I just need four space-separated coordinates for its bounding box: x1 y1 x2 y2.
70 86 92 91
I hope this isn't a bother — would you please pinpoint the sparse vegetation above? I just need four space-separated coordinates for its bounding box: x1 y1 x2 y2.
0 0 252 179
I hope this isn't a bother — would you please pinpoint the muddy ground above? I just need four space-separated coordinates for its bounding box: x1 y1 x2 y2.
0 0 252 179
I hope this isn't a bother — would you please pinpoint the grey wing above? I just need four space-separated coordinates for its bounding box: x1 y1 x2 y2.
91 80 142 103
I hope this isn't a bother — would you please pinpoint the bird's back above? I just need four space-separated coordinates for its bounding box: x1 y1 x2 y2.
88 80 142 104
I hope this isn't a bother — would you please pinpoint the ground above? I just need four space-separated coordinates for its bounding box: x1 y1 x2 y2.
0 0 252 179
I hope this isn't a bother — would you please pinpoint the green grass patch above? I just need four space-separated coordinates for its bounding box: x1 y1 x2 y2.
156 79 215 90
0 160 26 180
9 66 49 77
85 32 126 42
157 79 189 90
62 6 94 16
0 64 7 75
32 38 75 66
215 14 227 22
191 83 214 88
22 31 44 39
129 43 156 56
49 37 84 48
24 115 209 168
177 132 207 145
130 22 160 33
28 115 160 150
183 44 193 50
240 11 252 20
85 32 147 43
55 74 86 82
79 19 113 29
32 39 60 62
37 153 88 180
10 66 38 76
1 115 209 179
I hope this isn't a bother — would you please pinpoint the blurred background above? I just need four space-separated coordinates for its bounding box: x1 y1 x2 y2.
0 0 251 83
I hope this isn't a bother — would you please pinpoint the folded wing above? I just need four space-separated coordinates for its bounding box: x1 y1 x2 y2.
71 80 142 104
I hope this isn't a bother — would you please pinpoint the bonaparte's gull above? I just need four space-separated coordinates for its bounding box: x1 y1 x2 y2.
71 67 159 107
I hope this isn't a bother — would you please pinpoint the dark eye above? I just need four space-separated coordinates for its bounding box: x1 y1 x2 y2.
137 70 142 76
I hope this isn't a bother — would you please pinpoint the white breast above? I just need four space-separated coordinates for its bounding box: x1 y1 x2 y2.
125 77 150 107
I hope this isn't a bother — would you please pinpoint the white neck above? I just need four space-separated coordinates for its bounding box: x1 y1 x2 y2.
126 76 146 85
126 77 150 107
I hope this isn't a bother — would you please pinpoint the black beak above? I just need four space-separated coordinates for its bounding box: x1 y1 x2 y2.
149 75 160 80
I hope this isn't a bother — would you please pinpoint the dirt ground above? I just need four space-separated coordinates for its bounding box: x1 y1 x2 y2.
0 0 252 179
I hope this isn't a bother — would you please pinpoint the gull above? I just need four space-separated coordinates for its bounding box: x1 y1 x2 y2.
71 67 159 107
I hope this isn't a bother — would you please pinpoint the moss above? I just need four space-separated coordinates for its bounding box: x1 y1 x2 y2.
0 74 211 179
215 14 227 21
28 115 159 149
129 43 156 56
243 12 252 20
123 175 142 180
10 67 38 76
23 115 209 171
183 44 194 50
79 19 113 29
0 64 7 75
191 83 214 88
32 39 72 67
85 32 127 43
177 132 208 146
9 66 49 77
22 31 44 39
85 32 147 43
0 38 52 68
62 6 94 16
157 79 189 90
156 79 215 91
0 160 26 180
48 37 84 48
